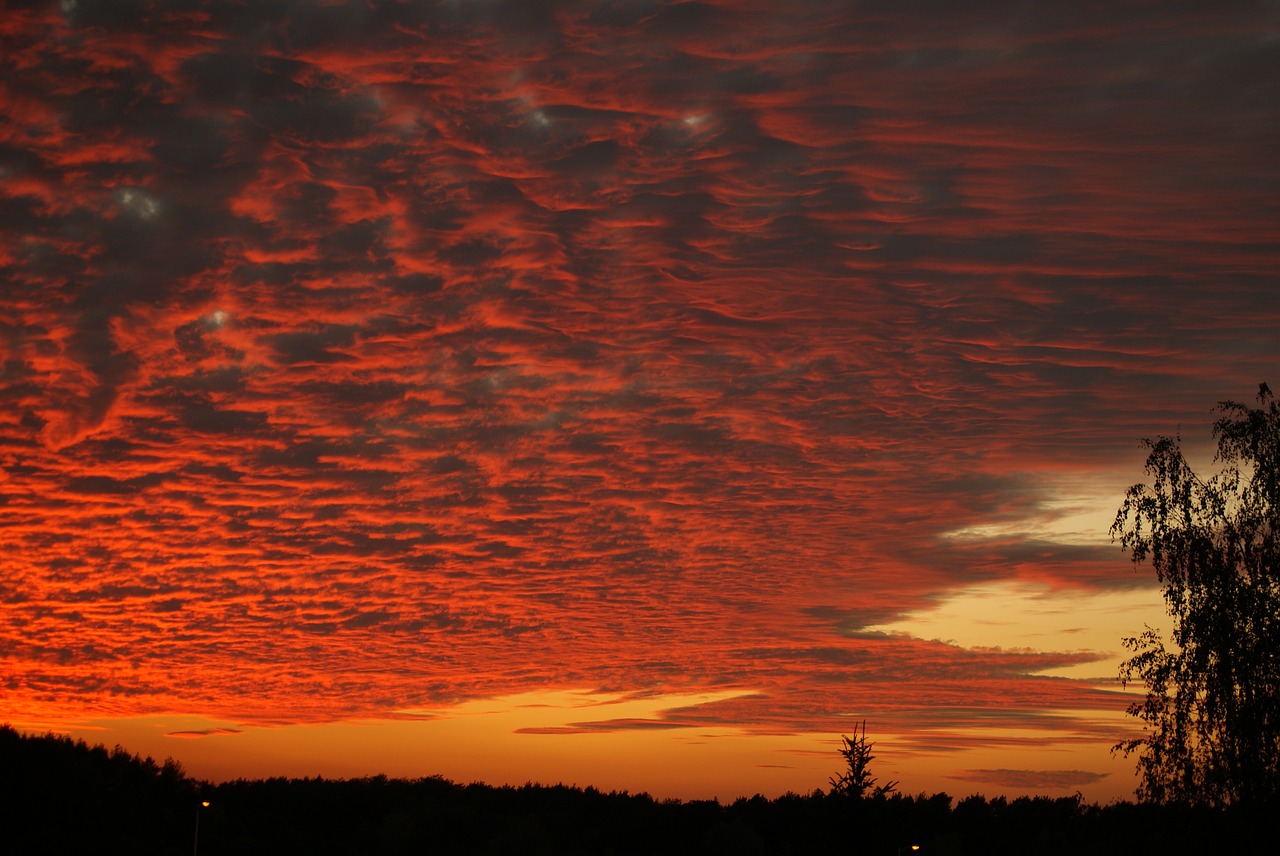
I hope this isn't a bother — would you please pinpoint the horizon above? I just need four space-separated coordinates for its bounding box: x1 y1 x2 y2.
3 0 1277 806
6 714 1131 804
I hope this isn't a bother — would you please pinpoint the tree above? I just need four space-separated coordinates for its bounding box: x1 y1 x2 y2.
1111 383 1280 806
829 721 898 798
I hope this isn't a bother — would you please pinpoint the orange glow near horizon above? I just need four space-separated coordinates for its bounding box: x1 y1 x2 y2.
12 689 1142 804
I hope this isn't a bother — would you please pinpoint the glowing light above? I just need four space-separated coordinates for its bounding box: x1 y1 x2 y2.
114 188 162 221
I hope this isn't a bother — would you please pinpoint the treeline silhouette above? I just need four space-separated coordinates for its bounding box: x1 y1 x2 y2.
2 725 1270 855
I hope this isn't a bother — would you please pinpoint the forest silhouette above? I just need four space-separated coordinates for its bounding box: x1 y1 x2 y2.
1 724 1270 855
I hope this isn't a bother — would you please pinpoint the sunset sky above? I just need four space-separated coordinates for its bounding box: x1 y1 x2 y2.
2 0 1278 803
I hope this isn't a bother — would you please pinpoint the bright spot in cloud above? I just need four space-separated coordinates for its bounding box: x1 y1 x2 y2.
115 188 162 221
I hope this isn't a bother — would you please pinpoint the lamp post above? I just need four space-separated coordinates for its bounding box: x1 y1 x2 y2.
896 846 920 856
193 800 210 856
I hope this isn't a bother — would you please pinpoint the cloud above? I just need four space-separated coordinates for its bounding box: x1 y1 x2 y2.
516 719 692 735
948 769 1110 790
166 727 243 740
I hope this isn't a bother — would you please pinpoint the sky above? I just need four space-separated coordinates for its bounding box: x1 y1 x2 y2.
1 0 1278 804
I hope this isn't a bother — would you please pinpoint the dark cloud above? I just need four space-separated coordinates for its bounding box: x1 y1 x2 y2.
517 718 692 735
263 325 361 365
166 727 243 739
63 474 170 496
949 769 1110 789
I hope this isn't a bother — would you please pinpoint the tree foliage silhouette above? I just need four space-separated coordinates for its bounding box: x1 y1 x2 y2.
5 723 1278 854
829 721 898 799
1112 384 1280 806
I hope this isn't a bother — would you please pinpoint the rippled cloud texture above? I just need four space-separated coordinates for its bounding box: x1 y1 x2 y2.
2 0 1277 797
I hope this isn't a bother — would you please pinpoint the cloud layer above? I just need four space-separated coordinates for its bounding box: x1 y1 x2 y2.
2 0 1277 780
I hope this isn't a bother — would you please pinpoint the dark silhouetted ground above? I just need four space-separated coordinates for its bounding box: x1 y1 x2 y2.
2 725 1270 854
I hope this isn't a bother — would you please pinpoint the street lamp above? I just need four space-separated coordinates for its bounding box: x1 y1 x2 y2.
896 846 920 856
193 800 210 856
